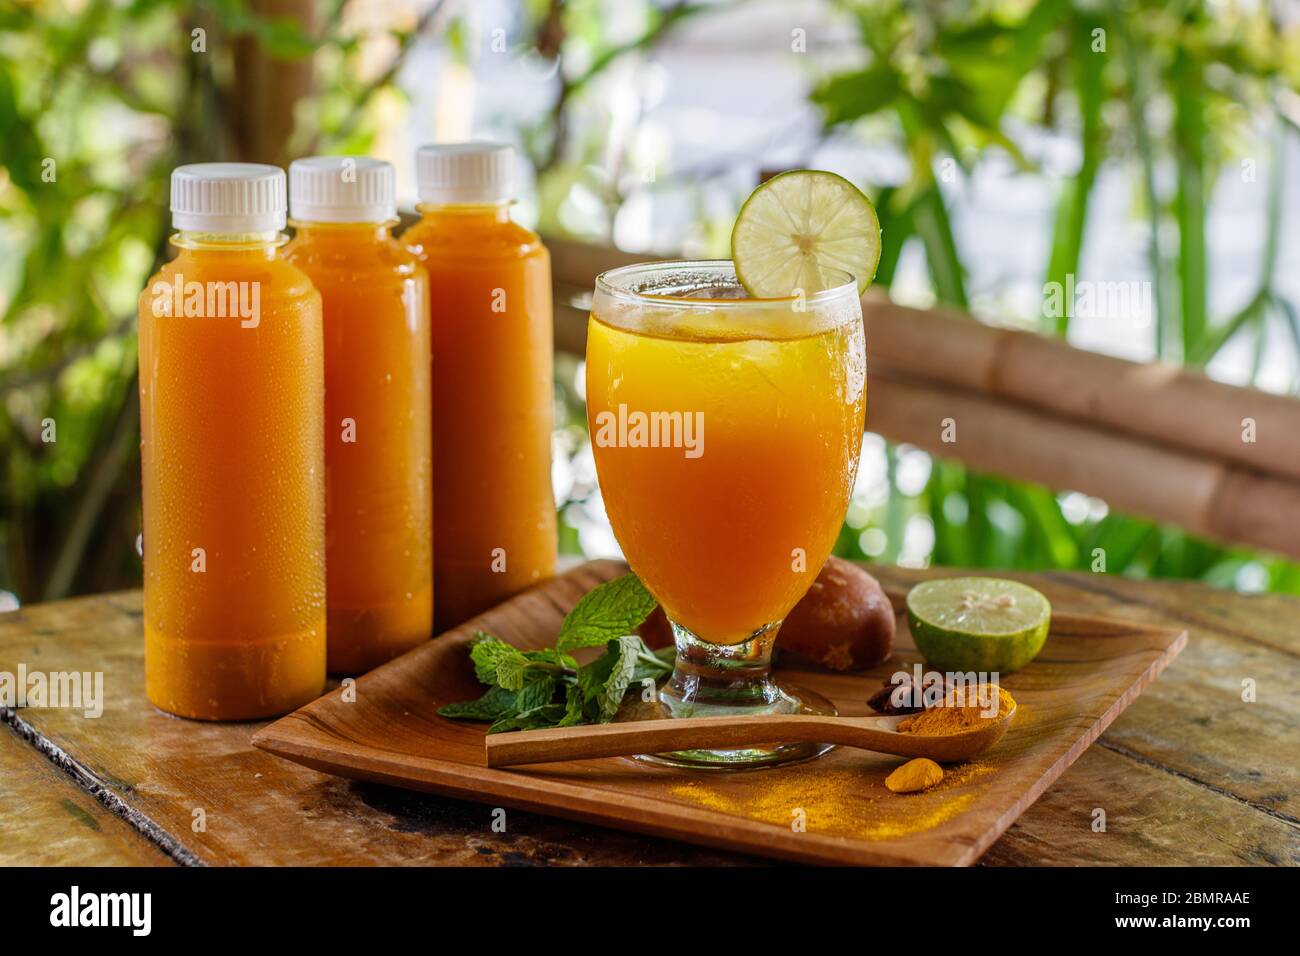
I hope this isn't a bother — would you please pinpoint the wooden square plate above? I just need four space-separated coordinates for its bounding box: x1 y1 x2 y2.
252 560 1187 866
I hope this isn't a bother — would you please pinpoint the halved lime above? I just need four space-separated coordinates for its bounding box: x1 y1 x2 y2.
906 577 1051 674
731 170 881 298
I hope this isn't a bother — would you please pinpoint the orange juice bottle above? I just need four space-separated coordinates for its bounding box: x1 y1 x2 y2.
283 157 433 672
138 164 325 719
402 143 556 630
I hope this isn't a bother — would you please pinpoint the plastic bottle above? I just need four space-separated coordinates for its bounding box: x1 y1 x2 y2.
283 156 433 672
401 143 556 630
138 163 325 719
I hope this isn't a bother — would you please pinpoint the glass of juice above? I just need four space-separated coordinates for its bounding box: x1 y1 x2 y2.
586 260 866 767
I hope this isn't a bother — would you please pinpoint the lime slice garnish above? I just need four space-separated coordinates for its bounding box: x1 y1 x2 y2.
731 169 881 298
905 577 1051 674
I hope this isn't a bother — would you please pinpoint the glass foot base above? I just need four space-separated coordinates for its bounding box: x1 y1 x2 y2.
635 617 837 769
637 681 836 769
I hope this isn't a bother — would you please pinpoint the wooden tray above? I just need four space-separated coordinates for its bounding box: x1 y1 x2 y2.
253 560 1187 866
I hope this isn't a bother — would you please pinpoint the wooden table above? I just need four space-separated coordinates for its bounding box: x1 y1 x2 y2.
1 566 1297 866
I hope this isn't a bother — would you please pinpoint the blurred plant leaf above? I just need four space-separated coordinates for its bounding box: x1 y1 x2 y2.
811 63 901 126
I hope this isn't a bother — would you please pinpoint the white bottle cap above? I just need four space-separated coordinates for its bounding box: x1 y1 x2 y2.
289 156 397 223
170 163 286 233
416 142 514 205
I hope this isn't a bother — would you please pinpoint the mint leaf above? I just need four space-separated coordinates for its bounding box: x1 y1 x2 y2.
556 573 658 653
522 647 579 671
469 633 525 685
597 635 642 720
630 639 675 684
515 672 558 713
576 635 641 723
437 685 518 721
493 651 530 691
557 684 586 727
575 643 616 701
488 704 568 734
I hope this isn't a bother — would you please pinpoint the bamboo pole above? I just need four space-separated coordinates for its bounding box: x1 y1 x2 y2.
229 0 318 166
861 295 1300 483
868 371 1300 560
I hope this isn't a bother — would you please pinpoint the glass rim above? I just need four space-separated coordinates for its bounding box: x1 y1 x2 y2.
595 259 859 309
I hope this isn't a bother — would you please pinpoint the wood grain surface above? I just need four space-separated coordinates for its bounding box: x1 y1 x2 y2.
0 725 169 866
252 560 1188 865
1 562 1296 866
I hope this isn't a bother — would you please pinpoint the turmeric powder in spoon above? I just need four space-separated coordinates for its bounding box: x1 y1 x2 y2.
898 685 1017 737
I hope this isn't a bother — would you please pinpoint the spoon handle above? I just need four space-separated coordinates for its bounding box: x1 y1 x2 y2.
484 713 916 767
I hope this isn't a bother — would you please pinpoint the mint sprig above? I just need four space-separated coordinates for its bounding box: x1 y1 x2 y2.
437 573 672 733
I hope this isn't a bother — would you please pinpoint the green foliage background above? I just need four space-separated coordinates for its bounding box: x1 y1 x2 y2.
2 0 1299 604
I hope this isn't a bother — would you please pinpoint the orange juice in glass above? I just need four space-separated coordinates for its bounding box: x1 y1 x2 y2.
586 261 865 766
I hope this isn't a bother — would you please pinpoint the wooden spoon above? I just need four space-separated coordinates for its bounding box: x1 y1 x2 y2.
484 703 1016 768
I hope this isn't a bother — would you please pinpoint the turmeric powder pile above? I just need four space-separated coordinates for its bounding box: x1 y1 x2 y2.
898 684 1016 736
885 757 944 793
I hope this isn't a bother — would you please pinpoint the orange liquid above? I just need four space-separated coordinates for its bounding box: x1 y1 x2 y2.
586 312 866 644
138 237 326 719
402 204 556 630
283 223 433 673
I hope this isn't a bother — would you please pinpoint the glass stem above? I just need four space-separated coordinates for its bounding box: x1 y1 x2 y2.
661 620 784 713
